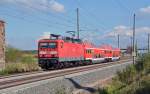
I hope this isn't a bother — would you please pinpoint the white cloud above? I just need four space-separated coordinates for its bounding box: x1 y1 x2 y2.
97 26 150 48
80 25 150 48
104 25 150 38
0 0 65 13
50 0 65 13
140 6 150 14
104 25 132 38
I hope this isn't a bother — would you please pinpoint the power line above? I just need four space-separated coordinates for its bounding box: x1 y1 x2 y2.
0 6 75 28
2 0 74 27
40 5 76 25
78 9 102 30
112 0 131 13
0 11 70 30
75 0 112 44
76 0 108 31
1 2 98 35
14 0 76 25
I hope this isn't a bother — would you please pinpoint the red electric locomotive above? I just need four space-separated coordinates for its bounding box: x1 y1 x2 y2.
38 34 84 69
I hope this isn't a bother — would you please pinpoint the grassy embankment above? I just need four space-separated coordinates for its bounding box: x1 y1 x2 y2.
0 46 39 75
97 53 150 94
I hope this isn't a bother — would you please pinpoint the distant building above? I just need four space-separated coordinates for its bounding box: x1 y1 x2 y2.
0 20 5 69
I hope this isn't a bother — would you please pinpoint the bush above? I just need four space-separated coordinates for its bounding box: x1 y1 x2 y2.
96 88 108 94
97 53 150 94
140 53 150 74
116 65 137 85
6 46 23 63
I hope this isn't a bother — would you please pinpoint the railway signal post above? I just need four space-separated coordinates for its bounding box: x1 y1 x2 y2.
118 34 120 48
132 14 136 64
148 33 150 53
77 8 80 39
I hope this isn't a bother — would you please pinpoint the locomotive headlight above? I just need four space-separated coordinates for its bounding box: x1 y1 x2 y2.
50 51 57 54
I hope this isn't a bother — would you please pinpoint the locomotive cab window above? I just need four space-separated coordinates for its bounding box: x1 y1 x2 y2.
39 42 57 49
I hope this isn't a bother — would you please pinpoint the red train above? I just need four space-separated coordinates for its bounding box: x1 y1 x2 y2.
38 34 121 70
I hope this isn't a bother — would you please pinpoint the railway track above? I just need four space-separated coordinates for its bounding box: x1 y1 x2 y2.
0 56 131 79
0 59 132 90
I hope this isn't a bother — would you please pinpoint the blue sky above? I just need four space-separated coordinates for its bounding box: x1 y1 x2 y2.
0 0 150 50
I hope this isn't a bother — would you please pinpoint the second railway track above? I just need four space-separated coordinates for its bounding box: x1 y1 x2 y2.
0 59 132 90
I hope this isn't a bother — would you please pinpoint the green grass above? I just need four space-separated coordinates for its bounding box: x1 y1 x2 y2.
0 62 39 75
5 46 22 63
0 46 39 75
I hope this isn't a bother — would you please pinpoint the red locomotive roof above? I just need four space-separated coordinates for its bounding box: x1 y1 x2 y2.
39 34 83 44
39 39 61 42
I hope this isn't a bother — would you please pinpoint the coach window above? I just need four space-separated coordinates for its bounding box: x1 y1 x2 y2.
91 50 93 53
89 50 91 54
87 50 89 54
97 55 99 58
